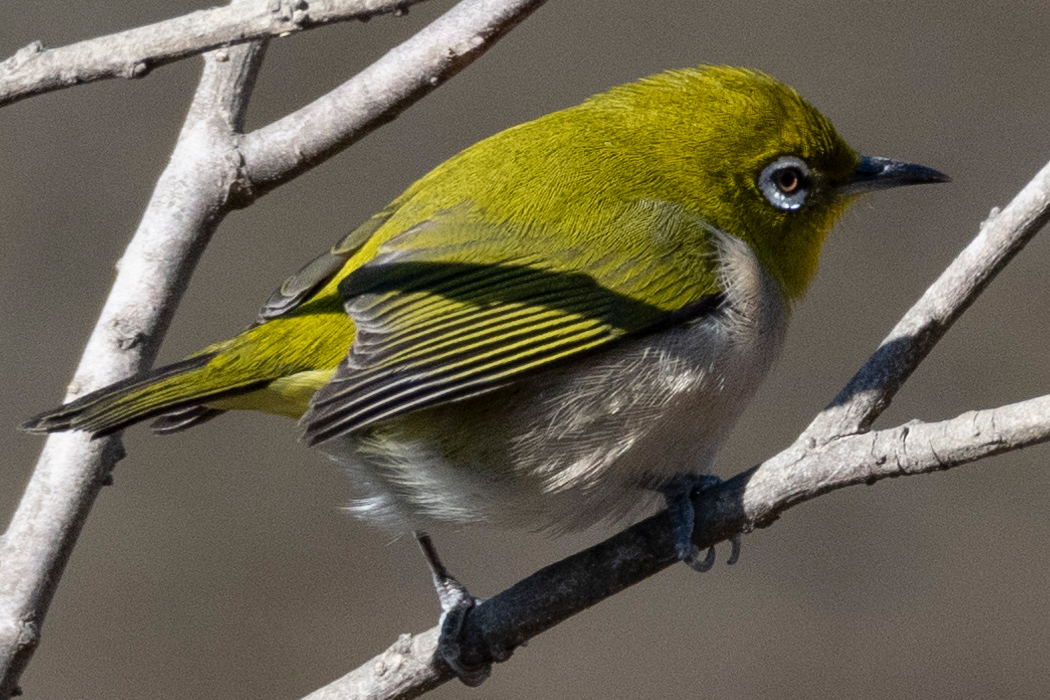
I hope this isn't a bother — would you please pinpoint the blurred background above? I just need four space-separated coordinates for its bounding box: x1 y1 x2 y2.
3 1 1049 698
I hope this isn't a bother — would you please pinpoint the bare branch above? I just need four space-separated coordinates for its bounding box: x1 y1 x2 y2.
306 392 1050 699
804 158 1050 439
0 42 267 698
239 0 549 195
0 0 434 108
300 630 445 700
742 394 1050 525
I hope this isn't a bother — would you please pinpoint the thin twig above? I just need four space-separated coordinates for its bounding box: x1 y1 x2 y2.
740 394 1050 525
0 0 434 108
804 158 1050 439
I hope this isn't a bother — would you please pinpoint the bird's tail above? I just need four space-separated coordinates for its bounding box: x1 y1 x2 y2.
20 353 264 436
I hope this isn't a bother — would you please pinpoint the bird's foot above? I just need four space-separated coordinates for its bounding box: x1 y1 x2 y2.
414 531 496 686
660 474 741 571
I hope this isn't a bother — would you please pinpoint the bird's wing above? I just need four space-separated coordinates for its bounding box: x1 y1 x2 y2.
254 203 399 324
301 200 724 445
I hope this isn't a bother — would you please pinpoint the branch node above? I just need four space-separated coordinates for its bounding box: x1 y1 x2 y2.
120 61 151 79
982 206 1002 228
15 41 44 61
226 144 257 208
271 0 311 27
100 435 127 473
1 41 44 75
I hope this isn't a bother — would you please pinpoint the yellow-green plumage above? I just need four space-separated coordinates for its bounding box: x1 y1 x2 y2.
23 66 946 532
225 67 850 423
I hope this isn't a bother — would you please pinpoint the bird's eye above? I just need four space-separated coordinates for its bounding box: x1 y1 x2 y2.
758 156 811 211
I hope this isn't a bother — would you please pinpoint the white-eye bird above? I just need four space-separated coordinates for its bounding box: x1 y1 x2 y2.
24 65 947 586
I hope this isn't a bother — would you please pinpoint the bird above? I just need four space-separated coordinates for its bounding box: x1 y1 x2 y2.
23 65 947 681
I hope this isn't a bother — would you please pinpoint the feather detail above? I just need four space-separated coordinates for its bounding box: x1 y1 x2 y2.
302 202 724 445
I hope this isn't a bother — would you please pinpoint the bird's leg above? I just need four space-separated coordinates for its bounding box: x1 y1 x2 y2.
414 531 494 686
659 474 740 571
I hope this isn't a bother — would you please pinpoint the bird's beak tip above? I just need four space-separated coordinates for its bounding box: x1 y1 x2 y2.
841 155 950 195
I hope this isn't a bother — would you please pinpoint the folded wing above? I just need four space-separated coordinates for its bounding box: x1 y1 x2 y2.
302 201 723 445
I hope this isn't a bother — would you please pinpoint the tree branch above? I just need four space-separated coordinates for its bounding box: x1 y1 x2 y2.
238 0 549 195
740 394 1050 526
0 0 435 108
305 403 1050 700
299 160 1050 699
0 41 267 699
804 158 1050 439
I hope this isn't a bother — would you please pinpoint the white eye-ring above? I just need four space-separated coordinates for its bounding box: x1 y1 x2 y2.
758 156 811 211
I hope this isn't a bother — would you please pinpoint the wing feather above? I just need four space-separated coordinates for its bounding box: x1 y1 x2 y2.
301 202 725 445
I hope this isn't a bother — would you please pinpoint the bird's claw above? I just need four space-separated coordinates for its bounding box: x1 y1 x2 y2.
415 531 495 686
726 534 742 565
683 543 717 572
437 593 491 686
660 474 742 571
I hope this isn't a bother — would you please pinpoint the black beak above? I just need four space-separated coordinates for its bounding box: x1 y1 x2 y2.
840 155 950 195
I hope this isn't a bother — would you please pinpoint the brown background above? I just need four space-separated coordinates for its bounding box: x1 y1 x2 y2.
3 1 1049 698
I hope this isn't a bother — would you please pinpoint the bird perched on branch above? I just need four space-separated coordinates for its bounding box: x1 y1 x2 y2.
24 65 947 683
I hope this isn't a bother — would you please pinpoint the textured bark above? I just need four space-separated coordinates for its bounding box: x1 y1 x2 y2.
0 0 436 107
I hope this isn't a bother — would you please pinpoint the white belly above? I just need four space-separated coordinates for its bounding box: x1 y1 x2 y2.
320 235 789 533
